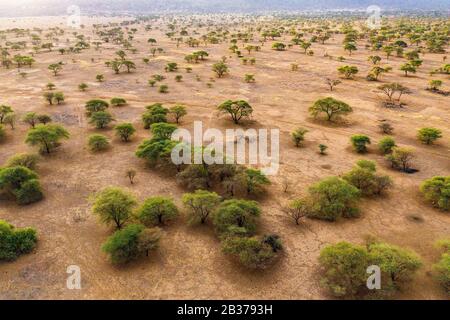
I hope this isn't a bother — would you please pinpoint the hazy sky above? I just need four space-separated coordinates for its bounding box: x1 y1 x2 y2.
0 0 449 17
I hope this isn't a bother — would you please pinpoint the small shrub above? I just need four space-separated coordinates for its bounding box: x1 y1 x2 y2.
115 123 136 142
378 136 396 154
291 128 308 147
110 97 127 107
88 134 110 152
350 134 371 153
417 127 442 145
420 176 450 211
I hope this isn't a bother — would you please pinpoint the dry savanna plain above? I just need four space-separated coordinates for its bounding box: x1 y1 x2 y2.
0 14 449 300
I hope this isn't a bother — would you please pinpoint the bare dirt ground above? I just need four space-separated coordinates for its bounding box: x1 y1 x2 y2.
0 16 449 300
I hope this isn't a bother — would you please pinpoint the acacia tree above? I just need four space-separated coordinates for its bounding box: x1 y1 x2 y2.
115 123 136 142
102 224 161 264
92 187 137 229
308 177 360 221
169 105 187 124
182 190 221 224
212 61 228 78
325 78 341 91
48 63 62 76
309 97 352 121
137 196 179 226
218 100 253 124
85 99 109 116
417 128 442 145
285 199 309 225
25 124 69 154
338 65 359 79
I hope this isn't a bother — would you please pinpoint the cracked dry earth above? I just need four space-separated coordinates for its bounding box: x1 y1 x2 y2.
0 16 449 299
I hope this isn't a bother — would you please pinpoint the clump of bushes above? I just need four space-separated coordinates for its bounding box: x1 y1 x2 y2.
319 240 422 298
308 176 361 221
102 224 161 264
0 220 37 261
343 160 393 196
433 239 450 294
212 199 282 269
420 176 449 211
0 166 43 205
142 103 169 129
91 187 166 265
350 134 371 153
4 153 39 170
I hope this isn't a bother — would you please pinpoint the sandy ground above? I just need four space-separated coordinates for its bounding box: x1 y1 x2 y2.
0 16 449 300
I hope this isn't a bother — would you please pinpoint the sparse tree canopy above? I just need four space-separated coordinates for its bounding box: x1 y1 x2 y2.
0 220 37 261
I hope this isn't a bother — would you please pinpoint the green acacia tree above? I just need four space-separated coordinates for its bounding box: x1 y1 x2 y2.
309 97 352 121
212 199 261 236
212 61 229 78
420 176 450 211
25 124 69 154
0 166 43 205
85 99 109 116
88 134 109 152
308 177 360 221
218 100 253 124
92 187 137 229
115 123 136 142
169 105 187 124
291 128 308 147
89 111 114 129
245 169 270 195
182 190 221 225
137 196 179 226
102 224 161 264
350 134 371 153
417 127 442 145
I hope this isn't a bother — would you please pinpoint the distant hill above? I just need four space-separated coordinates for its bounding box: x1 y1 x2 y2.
1 0 449 17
